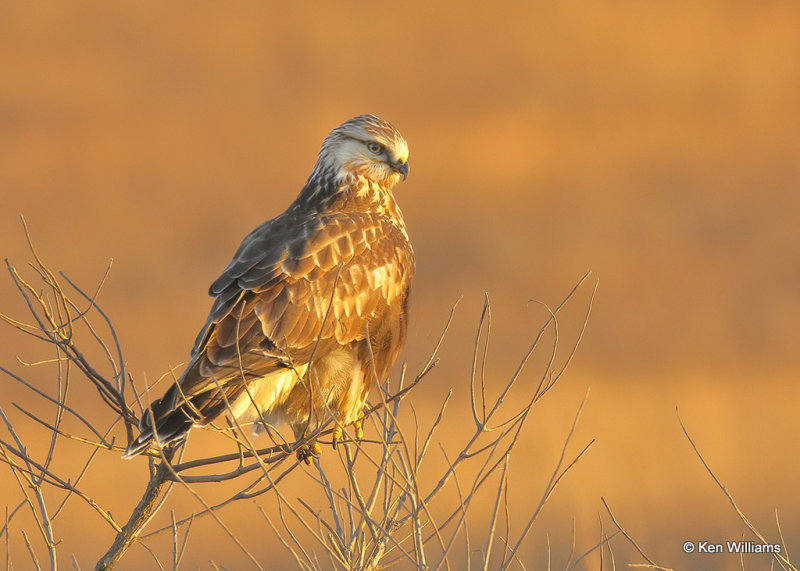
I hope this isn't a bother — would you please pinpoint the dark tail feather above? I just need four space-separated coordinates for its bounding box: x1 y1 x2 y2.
121 432 155 459
121 400 194 459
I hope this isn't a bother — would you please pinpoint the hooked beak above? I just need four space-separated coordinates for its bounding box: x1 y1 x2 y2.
393 160 409 181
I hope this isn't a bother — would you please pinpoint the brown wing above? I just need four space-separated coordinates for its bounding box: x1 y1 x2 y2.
151 209 414 433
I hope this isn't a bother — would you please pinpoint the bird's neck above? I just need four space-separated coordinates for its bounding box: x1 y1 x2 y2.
337 173 405 223
295 168 408 237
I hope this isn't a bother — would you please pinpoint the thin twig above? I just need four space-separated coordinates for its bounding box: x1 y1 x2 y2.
676 410 796 571
601 498 674 571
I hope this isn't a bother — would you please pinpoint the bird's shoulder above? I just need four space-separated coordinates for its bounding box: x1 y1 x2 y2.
211 203 411 296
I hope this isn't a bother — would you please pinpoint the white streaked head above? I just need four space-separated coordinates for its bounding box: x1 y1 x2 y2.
316 114 409 188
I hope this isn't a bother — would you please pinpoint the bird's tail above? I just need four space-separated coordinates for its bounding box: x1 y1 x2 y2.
121 430 155 459
121 395 195 459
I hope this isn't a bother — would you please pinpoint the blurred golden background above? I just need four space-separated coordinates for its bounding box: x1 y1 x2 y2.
1 2 799 569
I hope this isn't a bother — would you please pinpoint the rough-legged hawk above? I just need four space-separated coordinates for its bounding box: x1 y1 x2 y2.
123 115 414 461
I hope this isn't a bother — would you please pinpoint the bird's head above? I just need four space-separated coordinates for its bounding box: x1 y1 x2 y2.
317 114 409 189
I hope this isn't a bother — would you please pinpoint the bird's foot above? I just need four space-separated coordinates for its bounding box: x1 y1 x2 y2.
331 425 343 449
296 441 322 465
332 410 365 449
353 410 365 441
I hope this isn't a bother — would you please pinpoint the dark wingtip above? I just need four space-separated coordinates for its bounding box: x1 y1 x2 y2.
121 434 152 459
122 410 195 459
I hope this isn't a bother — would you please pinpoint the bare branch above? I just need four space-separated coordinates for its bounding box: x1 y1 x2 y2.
601 498 674 571
1 224 612 569
677 410 796 571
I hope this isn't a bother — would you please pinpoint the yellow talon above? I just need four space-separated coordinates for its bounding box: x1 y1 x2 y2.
296 442 323 465
332 426 343 449
354 410 365 441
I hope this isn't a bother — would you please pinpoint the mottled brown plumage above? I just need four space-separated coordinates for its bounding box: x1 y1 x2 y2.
123 115 413 459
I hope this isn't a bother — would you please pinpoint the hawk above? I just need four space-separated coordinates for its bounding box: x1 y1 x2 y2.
123 115 414 461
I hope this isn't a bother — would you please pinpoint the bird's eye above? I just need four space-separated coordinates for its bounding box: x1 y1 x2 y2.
367 142 383 154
